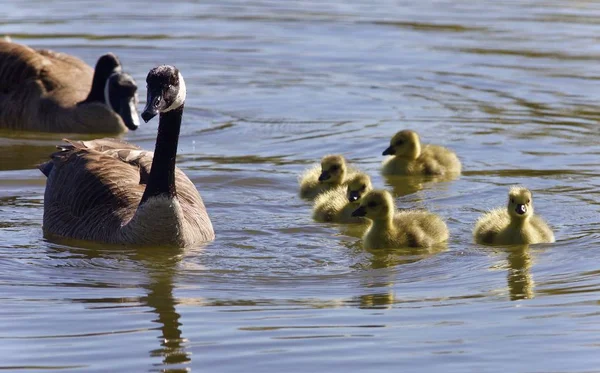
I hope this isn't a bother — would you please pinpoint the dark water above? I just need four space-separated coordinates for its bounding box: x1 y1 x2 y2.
2 0 600 371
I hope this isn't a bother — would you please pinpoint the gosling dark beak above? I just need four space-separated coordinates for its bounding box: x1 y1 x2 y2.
352 205 367 217
515 204 527 215
382 146 395 156
348 191 360 202
141 89 165 123
318 171 331 182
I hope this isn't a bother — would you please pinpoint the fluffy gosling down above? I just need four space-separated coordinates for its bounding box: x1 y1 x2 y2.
299 155 357 200
313 173 373 223
351 190 449 249
382 130 461 176
473 187 554 246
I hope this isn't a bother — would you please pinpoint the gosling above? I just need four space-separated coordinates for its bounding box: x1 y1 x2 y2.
313 173 373 223
351 190 449 249
382 130 461 176
473 186 554 246
299 154 357 200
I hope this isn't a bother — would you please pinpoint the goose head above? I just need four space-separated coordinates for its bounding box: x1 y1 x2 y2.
318 155 347 185
141 65 187 122
382 130 421 160
347 173 373 203
86 53 140 131
507 186 534 220
352 190 394 220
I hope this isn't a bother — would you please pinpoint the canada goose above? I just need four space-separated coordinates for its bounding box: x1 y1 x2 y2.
39 65 214 247
313 173 373 223
299 154 357 200
351 190 449 249
381 130 461 176
0 40 139 133
473 186 554 245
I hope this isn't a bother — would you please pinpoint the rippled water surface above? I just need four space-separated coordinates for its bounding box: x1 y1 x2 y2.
2 0 600 371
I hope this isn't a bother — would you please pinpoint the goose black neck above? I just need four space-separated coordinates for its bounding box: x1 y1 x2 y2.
140 105 184 204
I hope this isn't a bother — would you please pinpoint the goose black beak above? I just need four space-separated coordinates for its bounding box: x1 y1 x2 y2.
382 146 395 156
515 204 527 215
318 171 330 182
348 191 360 202
352 206 367 217
118 95 140 130
141 90 165 123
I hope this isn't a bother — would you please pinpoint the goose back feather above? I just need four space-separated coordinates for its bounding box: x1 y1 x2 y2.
0 41 138 133
40 138 214 246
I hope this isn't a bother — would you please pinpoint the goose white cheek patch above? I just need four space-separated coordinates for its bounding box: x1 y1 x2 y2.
164 72 186 112
104 75 114 111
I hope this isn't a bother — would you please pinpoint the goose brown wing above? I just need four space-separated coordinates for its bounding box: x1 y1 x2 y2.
41 140 149 240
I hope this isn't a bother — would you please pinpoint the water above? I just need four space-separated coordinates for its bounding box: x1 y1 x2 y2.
1 0 600 371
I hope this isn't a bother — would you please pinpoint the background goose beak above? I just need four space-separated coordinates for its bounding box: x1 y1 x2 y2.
515 204 527 215
118 96 140 130
318 171 330 182
382 146 395 156
348 191 360 202
352 205 367 217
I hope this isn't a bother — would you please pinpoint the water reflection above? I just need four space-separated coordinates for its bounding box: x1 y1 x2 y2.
505 245 535 301
382 174 459 197
135 248 194 373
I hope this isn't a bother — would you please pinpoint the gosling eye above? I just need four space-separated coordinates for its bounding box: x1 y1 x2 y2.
360 185 366 191
395 140 404 146
367 201 377 208
527 199 530 204
511 198 515 204
330 165 339 172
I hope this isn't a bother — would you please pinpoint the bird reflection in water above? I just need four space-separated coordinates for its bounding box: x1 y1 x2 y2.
505 245 535 301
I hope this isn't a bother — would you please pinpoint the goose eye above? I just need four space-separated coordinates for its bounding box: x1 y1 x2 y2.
360 185 366 191
367 201 377 208
330 165 339 171
511 199 515 204
527 199 530 204
395 140 404 146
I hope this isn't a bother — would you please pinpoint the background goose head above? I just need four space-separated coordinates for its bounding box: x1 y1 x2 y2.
318 154 347 185
352 190 394 220
507 186 534 220
347 173 373 203
382 130 421 160
141 65 187 122
82 53 140 131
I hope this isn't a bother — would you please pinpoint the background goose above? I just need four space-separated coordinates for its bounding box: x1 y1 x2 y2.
39 65 214 247
0 40 139 133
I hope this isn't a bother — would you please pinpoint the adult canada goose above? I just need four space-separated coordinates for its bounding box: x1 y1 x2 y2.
299 154 358 200
473 186 554 245
381 130 461 176
39 65 214 246
352 190 449 249
0 40 139 133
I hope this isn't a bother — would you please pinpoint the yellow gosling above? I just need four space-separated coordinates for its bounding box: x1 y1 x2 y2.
352 190 449 249
299 154 357 200
473 186 555 246
313 173 373 223
382 130 461 176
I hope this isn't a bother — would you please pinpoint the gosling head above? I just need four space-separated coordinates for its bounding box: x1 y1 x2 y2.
318 155 347 185
141 65 187 123
382 130 421 160
507 186 534 220
351 190 394 220
347 173 373 203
